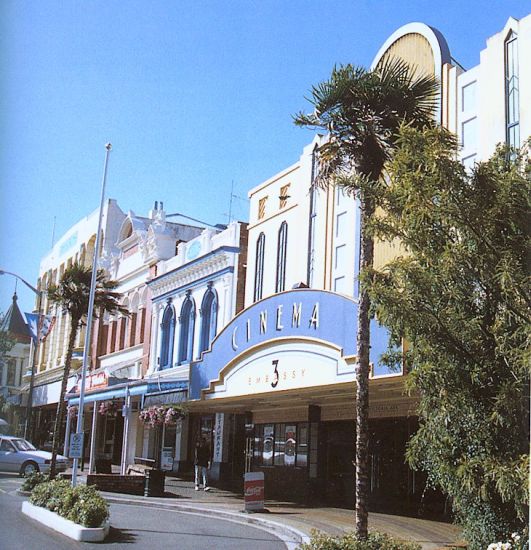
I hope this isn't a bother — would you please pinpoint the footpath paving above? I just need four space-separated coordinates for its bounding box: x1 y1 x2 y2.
94 476 463 550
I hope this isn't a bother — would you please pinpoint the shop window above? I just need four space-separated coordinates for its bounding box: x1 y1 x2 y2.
263 424 274 466
274 423 285 465
296 423 308 467
199 285 218 355
275 222 288 293
255 422 308 468
159 303 176 369
178 293 195 365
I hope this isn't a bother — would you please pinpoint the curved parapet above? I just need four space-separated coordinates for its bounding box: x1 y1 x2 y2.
371 22 453 128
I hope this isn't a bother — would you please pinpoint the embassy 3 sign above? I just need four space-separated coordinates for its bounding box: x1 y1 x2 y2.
190 289 361 401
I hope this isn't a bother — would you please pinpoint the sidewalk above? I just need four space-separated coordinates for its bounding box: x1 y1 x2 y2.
82 473 463 550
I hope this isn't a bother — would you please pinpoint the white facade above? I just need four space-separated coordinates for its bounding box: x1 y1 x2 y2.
36 199 126 382
148 221 246 379
95 203 203 380
451 15 531 166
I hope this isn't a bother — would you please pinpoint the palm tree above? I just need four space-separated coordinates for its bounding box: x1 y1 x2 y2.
294 58 438 538
47 263 127 478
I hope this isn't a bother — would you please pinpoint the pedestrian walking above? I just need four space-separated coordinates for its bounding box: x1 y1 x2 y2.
194 437 211 491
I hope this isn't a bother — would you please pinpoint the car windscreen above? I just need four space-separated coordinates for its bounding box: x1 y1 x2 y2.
11 439 37 451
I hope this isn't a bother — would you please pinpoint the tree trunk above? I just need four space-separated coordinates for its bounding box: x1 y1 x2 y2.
355 192 375 539
49 316 80 478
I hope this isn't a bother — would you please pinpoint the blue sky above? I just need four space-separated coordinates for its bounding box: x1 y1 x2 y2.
1 0 529 314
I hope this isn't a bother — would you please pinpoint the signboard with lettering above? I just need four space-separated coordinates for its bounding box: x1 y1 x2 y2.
69 433 84 459
213 413 224 463
190 289 396 400
244 472 265 512
161 448 174 471
85 372 108 391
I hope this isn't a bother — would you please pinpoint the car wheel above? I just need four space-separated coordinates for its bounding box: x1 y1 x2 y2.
20 461 39 477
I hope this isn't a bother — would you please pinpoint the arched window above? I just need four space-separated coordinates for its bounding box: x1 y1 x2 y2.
254 232 265 302
159 303 175 370
275 222 288 292
199 285 218 355
178 293 196 364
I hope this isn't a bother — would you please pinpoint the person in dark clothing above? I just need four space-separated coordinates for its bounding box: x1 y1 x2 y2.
194 437 211 491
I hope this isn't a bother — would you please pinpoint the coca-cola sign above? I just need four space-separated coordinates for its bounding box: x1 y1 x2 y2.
244 472 264 512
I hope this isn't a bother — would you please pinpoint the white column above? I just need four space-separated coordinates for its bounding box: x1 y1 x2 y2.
149 305 162 373
88 403 98 474
120 388 131 475
63 410 72 456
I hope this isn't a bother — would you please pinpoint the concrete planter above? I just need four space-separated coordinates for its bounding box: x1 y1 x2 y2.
21 501 110 542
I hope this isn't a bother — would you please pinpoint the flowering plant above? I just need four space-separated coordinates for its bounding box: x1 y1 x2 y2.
98 400 121 417
67 406 78 419
139 405 185 428
487 533 526 550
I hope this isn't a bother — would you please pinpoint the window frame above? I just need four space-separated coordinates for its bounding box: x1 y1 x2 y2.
505 30 520 151
253 232 266 302
275 222 288 293
159 302 176 370
199 285 218 355
178 294 196 365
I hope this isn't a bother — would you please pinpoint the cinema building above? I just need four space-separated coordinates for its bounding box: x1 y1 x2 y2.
185 16 530 513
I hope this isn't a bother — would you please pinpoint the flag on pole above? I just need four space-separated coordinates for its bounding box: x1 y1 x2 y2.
39 315 56 342
25 313 39 342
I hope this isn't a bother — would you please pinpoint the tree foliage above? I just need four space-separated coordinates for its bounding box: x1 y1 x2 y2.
367 126 530 548
294 58 439 538
46 263 127 477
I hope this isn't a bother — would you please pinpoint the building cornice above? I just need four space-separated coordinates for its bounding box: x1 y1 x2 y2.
149 247 238 299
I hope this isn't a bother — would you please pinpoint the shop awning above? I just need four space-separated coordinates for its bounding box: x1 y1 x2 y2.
143 380 188 407
67 382 148 405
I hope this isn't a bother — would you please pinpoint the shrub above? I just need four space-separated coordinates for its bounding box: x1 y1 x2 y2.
30 479 71 513
66 485 109 528
298 530 421 550
21 472 49 492
29 479 109 528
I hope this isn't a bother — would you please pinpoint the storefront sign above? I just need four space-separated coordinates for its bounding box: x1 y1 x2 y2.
190 289 395 401
231 302 320 351
244 472 265 512
143 389 187 408
85 372 108 391
213 413 224 463
205 343 352 400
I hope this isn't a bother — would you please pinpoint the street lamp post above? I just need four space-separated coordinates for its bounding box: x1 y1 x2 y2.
71 142 112 488
0 269 43 441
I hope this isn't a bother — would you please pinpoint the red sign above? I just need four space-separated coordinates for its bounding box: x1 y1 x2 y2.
244 472 264 512
85 372 108 391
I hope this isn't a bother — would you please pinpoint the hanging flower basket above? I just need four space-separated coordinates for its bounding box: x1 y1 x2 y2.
98 400 121 417
67 405 78 419
139 405 185 428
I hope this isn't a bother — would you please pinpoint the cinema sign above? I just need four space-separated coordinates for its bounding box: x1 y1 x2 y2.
190 289 359 400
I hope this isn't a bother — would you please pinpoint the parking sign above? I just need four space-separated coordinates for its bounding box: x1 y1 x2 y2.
69 433 84 459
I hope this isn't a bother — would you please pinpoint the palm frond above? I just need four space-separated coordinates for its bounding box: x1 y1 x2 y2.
47 263 127 322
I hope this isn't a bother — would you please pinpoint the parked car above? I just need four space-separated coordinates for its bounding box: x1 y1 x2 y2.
0 435 69 476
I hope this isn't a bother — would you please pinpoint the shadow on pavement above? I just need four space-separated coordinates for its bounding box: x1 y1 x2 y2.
105 526 138 544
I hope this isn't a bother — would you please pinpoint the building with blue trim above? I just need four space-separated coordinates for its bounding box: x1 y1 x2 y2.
180 16 530 512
